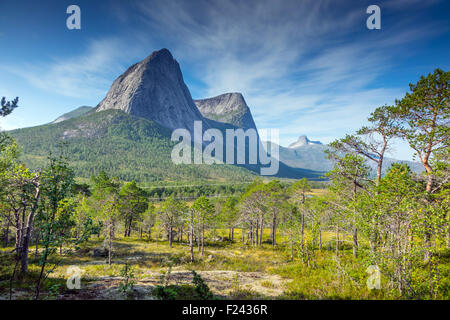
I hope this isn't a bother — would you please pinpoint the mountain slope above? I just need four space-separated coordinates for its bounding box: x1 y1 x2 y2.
96 48 208 133
288 135 322 148
52 106 93 123
273 136 423 175
195 93 257 130
10 110 258 183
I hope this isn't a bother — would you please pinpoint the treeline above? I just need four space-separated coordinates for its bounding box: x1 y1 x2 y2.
143 180 327 201
144 184 249 200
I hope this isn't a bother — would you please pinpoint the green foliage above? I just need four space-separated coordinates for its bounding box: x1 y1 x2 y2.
1 69 448 300
10 110 257 183
221 196 238 231
145 183 249 201
118 181 148 237
192 270 214 299
193 196 215 225
0 97 18 117
119 262 135 298
391 68 449 162
153 269 214 300
288 178 311 203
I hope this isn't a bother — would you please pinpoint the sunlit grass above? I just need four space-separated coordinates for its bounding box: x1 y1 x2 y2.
1 229 448 300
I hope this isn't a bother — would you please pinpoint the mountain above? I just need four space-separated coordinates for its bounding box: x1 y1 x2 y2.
11 109 257 183
96 48 209 133
288 135 322 148
274 136 423 175
9 48 325 182
277 141 332 172
52 106 93 123
194 93 257 130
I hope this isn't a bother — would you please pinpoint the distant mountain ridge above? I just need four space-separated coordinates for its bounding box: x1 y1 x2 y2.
288 135 322 148
272 137 423 175
52 106 93 123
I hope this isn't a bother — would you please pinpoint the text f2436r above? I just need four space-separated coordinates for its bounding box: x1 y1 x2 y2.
226 304 268 315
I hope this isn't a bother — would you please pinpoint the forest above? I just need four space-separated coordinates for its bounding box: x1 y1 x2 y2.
0 68 448 300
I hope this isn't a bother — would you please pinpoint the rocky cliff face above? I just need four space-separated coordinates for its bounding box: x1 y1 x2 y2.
96 48 207 133
194 93 257 130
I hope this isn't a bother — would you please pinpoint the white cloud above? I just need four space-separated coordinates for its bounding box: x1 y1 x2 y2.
2 0 445 162
2 38 140 99
132 0 443 161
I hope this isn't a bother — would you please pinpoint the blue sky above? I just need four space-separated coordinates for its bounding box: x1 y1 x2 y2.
0 0 449 161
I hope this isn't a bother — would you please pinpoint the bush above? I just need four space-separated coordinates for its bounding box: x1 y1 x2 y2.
192 270 213 299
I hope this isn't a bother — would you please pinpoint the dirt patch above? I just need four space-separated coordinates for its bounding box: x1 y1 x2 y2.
58 270 289 300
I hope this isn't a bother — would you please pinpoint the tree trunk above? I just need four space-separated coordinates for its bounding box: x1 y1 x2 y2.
20 186 40 274
168 225 173 248
353 227 358 258
255 222 258 246
35 232 40 258
20 226 31 274
259 217 263 246
319 227 322 251
376 147 385 186
290 233 294 261
201 225 205 257
14 209 21 262
34 248 48 300
3 211 10 247
336 224 339 256
197 228 201 252
190 213 194 262
272 213 277 246
108 222 112 266
128 218 132 237
423 160 433 193
301 211 305 258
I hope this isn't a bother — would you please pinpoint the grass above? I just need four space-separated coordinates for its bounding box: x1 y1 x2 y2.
1 228 448 300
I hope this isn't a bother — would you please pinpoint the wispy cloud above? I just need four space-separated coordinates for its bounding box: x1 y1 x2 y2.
2 38 138 99
133 0 444 153
2 0 446 161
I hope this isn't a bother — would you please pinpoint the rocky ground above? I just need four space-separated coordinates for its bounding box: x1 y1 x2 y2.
57 270 289 300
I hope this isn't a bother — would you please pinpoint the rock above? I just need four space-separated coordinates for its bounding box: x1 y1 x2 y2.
194 93 257 130
96 48 208 133
91 247 109 258
211 236 226 242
